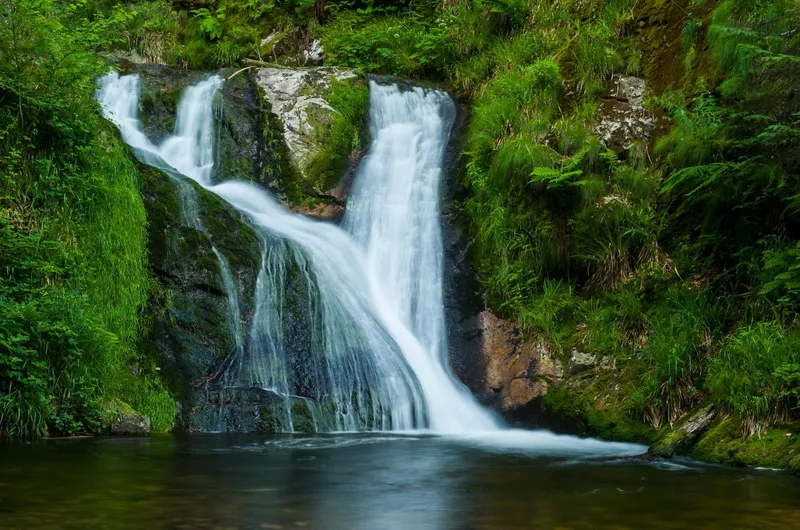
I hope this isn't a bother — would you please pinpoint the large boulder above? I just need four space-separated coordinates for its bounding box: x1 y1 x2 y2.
138 164 263 429
253 66 366 208
111 413 151 436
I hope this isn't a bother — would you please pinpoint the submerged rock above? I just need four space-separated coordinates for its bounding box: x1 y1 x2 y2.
111 413 151 436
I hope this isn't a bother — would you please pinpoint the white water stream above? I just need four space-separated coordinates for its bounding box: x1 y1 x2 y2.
95 71 645 455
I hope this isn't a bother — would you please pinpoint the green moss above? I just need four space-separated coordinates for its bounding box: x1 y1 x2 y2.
542 361 661 444
301 76 369 198
692 418 800 473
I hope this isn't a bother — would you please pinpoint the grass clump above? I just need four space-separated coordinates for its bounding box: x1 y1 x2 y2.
708 323 800 436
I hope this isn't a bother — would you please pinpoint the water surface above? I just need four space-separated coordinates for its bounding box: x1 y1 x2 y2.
2 434 798 528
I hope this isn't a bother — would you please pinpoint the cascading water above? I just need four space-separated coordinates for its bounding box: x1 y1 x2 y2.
96 72 496 433
345 82 497 431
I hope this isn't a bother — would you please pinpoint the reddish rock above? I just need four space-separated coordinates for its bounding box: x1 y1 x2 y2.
477 310 562 411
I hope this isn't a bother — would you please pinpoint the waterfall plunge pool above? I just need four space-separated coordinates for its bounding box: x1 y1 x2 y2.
2 433 799 528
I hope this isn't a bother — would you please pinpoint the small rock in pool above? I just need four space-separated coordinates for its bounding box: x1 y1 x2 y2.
110 413 151 436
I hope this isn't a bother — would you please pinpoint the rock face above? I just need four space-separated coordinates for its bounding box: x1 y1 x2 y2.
595 75 654 152
128 63 295 195
132 65 373 432
440 98 489 393
253 67 359 191
111 413 151 436
472 311 562 413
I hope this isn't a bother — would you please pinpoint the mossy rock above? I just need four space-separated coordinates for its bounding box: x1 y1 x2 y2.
538 359 662 444
253 67 368 205
259 398 316 433
691 418 800 473
138 163 262 400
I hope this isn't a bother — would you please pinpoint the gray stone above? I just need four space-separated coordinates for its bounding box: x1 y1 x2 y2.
595 75 654 152
253 67 357 185
111 413 151 436
568 348 598 374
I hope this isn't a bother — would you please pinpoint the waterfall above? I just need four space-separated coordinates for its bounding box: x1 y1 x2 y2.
345 82 497 431
96 72 497 434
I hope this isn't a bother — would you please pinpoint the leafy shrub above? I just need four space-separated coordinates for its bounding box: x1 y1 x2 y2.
0 0 173 436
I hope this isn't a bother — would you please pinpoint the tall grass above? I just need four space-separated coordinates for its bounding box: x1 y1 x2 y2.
708 323 800 436
636 288 713 428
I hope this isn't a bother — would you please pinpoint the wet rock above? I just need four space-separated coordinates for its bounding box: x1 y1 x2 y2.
187 387 307 433
595 75 654 152
111 413 151 436
137 165 262 416
129 67 342 433
475 311 561 412
441 96 490 393
126 63 295 195
568 348 598 374
648 404 717 458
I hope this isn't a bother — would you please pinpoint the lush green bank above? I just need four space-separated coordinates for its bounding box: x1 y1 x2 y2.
2 0 799 474
0 0 173 436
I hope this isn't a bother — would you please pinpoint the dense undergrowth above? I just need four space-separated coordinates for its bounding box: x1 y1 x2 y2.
2 0 799 447
0 0 173 436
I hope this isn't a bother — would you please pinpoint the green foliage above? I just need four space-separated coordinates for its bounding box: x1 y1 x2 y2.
320 11 452 77
635 288 713 428
119 0 180 64
192 6 226 41
0 0 173 436
708 323 800 435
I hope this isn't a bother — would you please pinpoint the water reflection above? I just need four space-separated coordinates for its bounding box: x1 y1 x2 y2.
1 434 799 529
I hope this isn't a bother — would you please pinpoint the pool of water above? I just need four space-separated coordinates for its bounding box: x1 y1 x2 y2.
1 432 798 528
